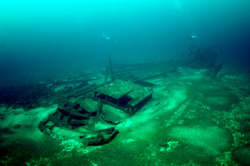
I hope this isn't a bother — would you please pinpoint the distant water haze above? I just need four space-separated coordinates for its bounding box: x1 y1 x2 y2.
1 0 250 83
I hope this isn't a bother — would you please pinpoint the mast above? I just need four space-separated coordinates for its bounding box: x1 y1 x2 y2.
108 56 115 81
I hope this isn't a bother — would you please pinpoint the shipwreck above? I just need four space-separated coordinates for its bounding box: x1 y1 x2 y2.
39 79 152 145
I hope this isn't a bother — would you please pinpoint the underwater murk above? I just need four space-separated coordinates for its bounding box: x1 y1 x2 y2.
1 0 250 165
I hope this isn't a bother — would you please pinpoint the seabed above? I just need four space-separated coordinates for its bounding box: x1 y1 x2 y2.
1 59 250 165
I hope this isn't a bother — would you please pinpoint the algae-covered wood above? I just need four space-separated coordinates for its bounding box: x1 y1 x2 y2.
94 80 135 99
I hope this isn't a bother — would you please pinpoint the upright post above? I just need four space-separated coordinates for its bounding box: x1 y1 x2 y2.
109 56 115 81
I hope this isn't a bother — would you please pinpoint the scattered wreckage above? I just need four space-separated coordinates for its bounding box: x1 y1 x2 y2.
39 79 152 146
38 46 222 146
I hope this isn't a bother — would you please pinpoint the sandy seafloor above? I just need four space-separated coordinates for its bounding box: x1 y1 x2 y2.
1 63 250 166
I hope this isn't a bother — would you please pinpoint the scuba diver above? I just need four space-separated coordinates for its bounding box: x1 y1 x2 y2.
182 35 201 61
189 35 197 41
189 34 200 49
102 33 117 44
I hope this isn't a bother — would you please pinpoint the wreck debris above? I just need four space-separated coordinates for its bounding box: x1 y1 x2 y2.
207 62 224 78
94 79 152 115
82 127 119 146
182 46 223 77
38 99 97 132
39 79 152 145
183 46 218 69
